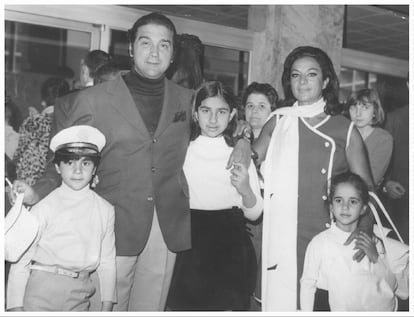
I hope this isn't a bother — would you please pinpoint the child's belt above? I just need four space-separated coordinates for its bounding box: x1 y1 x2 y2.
30 263 91 279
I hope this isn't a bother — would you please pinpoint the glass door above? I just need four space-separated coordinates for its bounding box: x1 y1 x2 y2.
5 10 100 116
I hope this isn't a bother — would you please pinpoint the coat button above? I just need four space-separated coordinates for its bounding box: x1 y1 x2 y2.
324 141 330 148
151 167 156 172
322 195 327 201
321 168 327 174
152 139 157 143
147 196 153 201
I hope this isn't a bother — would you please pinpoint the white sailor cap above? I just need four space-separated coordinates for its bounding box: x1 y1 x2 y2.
50 125 106 154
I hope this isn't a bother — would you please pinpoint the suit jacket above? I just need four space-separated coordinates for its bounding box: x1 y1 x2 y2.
34 75 193 255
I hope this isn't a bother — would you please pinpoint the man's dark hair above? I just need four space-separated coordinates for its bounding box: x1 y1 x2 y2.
127 12 177 59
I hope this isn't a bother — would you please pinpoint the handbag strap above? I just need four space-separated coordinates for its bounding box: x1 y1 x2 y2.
368 191 405 244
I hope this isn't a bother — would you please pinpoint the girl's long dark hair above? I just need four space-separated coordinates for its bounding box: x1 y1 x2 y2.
191 81 238 147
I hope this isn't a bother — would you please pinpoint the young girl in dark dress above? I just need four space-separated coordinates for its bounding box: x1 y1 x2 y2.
167 81 263 311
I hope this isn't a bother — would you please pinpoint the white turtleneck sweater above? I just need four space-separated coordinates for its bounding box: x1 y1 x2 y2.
7 182 116 308
183 135 263 221
300 223 397 311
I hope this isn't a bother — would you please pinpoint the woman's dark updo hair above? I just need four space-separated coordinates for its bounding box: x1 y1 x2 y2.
281 46 342 115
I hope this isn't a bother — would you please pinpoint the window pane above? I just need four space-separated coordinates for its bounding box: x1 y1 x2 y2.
5 21 91 116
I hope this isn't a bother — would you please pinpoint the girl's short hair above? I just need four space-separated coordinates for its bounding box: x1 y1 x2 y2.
329 172 370 205
345 88 385 126
191 81 238 146
281 46 342 115
241 82 279 111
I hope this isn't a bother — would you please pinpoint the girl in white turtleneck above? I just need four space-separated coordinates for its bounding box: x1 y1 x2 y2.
167 81 263 311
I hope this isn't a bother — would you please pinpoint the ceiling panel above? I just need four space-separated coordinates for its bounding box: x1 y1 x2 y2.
123 4 409 61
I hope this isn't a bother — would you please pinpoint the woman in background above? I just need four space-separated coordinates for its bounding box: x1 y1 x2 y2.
241 81 279 310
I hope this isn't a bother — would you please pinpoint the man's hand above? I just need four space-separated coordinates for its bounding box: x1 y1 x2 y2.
9 180 40 206
384 180 405 199
232 120 251 138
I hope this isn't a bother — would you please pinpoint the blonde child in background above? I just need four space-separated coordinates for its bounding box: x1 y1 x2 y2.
300 172 401 311
167 81 263 311
346 88 393 187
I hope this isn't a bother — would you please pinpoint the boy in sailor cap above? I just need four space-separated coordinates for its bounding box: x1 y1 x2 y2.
7 125 116 312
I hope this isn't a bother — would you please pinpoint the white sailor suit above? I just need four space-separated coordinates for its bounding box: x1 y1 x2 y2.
7 182 116 311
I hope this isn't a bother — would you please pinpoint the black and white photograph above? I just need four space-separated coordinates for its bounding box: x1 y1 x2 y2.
3 1 411 314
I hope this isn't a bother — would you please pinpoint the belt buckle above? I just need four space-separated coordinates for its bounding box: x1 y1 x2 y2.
56 267 79 278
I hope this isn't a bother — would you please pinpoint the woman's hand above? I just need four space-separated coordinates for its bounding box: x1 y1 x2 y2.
344 228 366 262
227 139 251 169
354 231 379 263
344 223 374 262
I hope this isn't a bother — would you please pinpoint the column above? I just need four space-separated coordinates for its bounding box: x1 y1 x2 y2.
248 5 345 97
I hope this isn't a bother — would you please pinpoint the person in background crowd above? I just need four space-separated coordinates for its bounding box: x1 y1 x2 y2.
300 172 402 312
382 74 409 244
253 46 375 311
5 96 23 162
39 77 71 115
242 82 279 140
167 81 262 311
240 81 279 310
166 33 204 90
14 77 70 186
346 88 393 187
93 61 122 85
10 12 250 312
78 50 111 89
7 125 116 312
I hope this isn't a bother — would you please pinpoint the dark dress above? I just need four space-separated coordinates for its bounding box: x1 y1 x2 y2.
167 207 256 311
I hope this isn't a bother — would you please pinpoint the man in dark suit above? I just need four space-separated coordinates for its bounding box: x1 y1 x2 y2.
12 12 192 311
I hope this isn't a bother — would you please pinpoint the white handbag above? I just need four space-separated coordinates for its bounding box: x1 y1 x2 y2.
4 193 39 262
368 192 409 300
